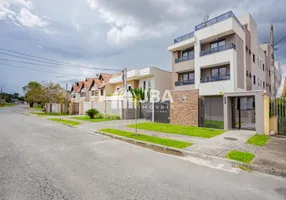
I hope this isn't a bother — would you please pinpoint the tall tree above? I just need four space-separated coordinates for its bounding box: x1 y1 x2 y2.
22 82 43 108
41 82 65 105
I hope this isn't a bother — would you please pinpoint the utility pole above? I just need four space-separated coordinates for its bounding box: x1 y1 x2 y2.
0 85 4 100
270 24 275 97
122 68 127 120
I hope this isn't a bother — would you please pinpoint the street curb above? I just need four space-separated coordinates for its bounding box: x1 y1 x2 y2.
95 130 185 156
78 128 286 178
237 163 286 178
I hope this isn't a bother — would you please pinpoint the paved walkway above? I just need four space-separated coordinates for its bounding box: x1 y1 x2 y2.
186 130 260 158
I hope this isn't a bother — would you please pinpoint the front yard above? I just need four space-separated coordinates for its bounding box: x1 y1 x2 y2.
0 103 16 107
72 114 120 123
128 122 225 138
100 129 192 149
30 112 69 117
49 118 80 126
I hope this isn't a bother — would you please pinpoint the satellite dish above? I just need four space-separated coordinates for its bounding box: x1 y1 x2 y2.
203 14 209 22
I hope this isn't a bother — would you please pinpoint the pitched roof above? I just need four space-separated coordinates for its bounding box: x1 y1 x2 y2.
93 78 102 88
77 81 84 92
84 78 94 90
71 84 79 93
99 73 112 82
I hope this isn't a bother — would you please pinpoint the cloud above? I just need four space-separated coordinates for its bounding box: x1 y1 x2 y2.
16 7 48 28
0 0 48 28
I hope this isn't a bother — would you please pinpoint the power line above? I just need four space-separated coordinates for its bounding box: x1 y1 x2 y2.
275 35 286 46
0 62 94 77
0 48 122 72
0 58 119 72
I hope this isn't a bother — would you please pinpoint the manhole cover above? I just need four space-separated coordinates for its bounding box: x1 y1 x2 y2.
224 137 238 141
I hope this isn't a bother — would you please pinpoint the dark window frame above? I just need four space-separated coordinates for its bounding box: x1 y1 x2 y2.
253 75 256 84
210 39 226 49
180 71 195 81
100 89 104 96
253 54 255 63
211 66 227 77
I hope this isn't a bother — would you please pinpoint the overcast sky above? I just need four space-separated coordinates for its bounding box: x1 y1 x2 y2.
0 0 285 94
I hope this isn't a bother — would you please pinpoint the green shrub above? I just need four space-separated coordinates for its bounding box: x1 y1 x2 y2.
85 108 99 119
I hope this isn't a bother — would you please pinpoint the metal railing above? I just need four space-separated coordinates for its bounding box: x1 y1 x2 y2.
175 79 195 86
200 74 230 83
200 43 235 56
174 31 194 43
175 54 194 63
195 11 244 31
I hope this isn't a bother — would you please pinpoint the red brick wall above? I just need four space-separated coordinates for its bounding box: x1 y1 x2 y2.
170 89 199 126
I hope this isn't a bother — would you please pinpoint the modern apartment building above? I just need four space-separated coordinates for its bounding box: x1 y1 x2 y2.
168 11 282 133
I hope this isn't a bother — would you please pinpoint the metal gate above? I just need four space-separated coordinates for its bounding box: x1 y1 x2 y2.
273 97 286 135
232 96 256 131
70 103 79 115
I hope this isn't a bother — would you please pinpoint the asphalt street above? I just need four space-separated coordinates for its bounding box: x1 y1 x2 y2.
0 105 285 200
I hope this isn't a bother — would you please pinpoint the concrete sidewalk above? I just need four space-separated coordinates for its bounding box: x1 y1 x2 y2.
252 136 286 171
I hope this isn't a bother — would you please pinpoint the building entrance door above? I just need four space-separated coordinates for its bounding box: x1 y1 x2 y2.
231 96 255 130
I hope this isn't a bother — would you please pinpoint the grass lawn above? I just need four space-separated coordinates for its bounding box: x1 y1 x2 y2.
32 105 43 110
128 122 225 138
100 129 192 149
225 150 255 163
203 120 224 129
246 134 269 146
72 116 114 122
49 118 80 126
0 103 16 107
30 112 69 117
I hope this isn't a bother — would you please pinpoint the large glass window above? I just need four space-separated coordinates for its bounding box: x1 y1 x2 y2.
180 72 194 81
211 67 226 77
210 39 225 49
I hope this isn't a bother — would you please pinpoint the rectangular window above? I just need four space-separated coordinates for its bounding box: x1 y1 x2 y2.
210 39 225 49
148 80 151 88
180 72 194 81
143 81 146 90
253 54 255 63
263 64 265 71
211 68 219 76
91 90 95 96
182 49 194 57
100 90 104 96
263 81 265 89
253 75 256 84
269 70 271 77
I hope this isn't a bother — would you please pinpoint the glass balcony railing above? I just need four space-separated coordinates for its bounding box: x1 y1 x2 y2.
175 54 194 63
195 11 244 31
200 74 230 83
175 79 195 86
174 31 194 43
200 43 235 56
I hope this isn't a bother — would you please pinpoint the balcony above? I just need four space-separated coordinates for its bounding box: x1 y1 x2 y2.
175 54 194 63
200 43 235 57
195 11 243 31
200 74 230 83
175 79 195 86
174 32 194 44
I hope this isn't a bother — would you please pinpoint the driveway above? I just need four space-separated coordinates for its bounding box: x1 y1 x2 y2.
1 105 285 200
